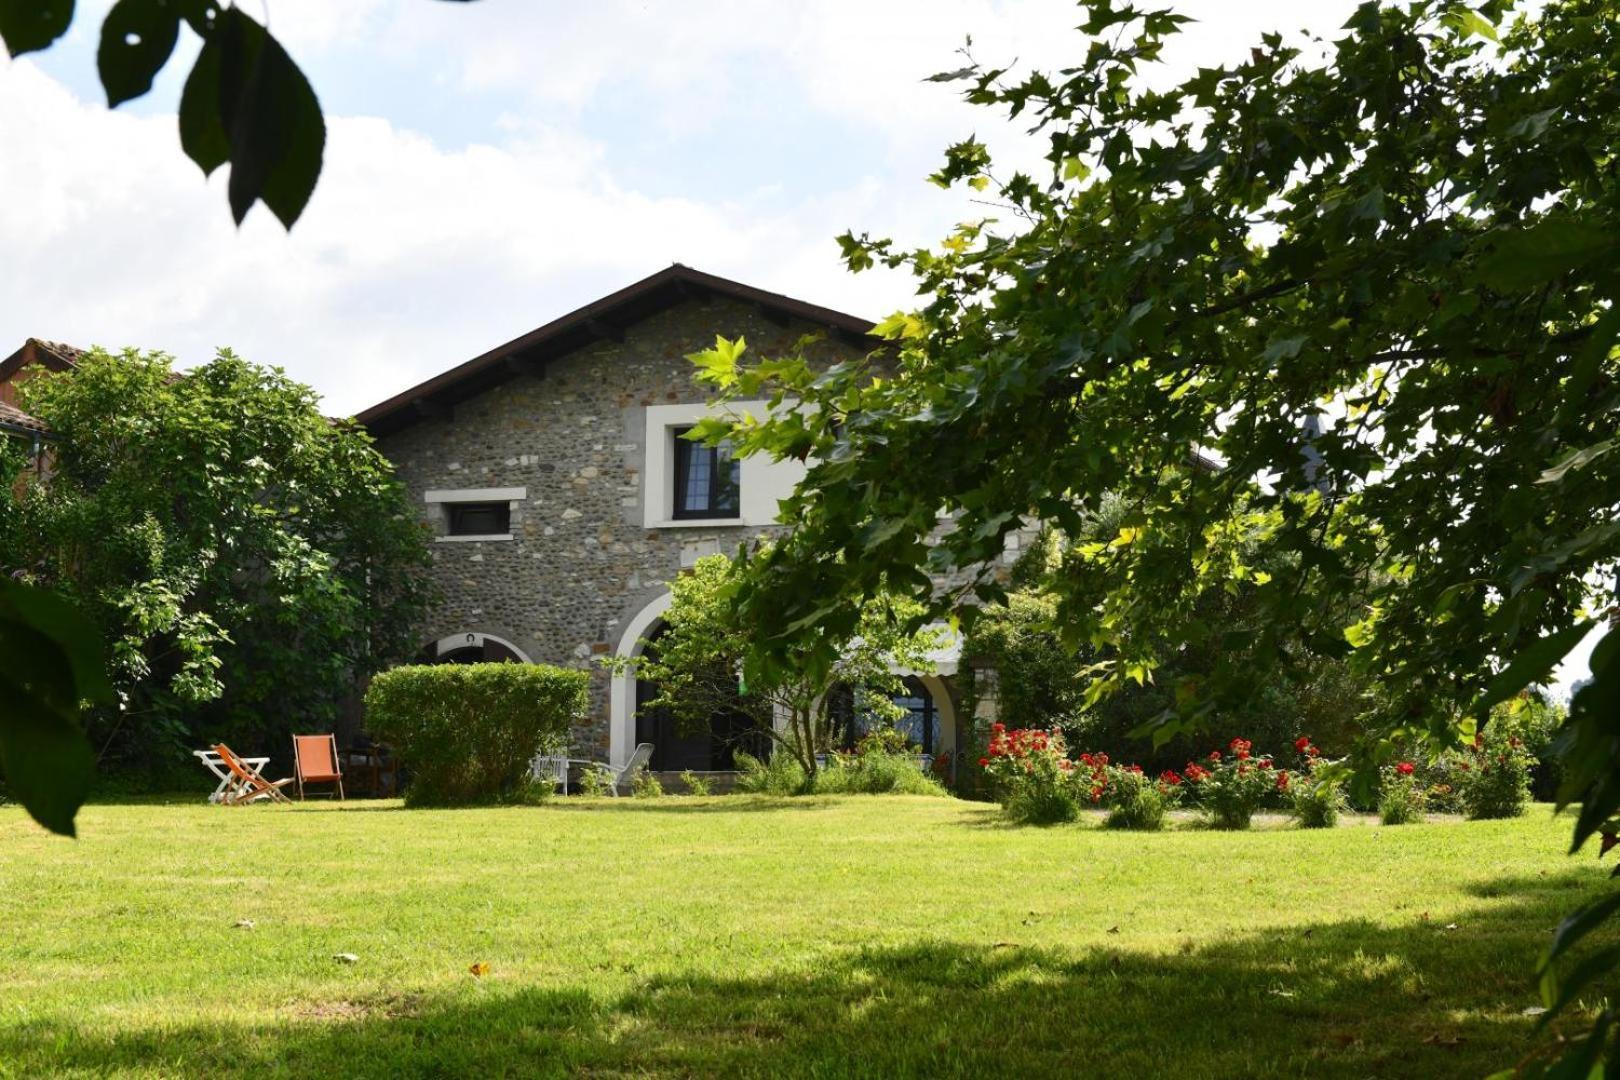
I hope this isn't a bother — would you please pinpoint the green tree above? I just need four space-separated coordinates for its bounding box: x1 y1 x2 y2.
689 1 1619 1066
2 347 433 770
608 553 941 779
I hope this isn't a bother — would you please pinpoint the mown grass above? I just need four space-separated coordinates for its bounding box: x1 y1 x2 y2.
0 796 1612 1077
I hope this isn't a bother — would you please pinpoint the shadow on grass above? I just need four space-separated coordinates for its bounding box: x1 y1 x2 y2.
5 869 1613 1079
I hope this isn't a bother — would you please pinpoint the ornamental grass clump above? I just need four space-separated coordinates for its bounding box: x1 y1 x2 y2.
815 732 947 796
1379 761 1426 825
1288 736 1348 829
980 723 1081 824
1182 737 1284 830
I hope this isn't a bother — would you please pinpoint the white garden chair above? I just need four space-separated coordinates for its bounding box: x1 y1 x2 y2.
585 742 655 797
530 743 654 796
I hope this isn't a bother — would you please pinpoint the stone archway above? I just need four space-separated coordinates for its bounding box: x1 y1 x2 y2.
609 592 673 767
420 631 532 664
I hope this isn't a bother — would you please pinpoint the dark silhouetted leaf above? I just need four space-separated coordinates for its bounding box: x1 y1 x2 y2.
0 579 112 837
177 8 324 227
215 9 325 226
1475 620 1593 715
98 0 182 107
179 25 228 175
0 0 74 57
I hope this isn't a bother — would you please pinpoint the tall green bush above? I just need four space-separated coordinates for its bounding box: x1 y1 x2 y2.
365 662 586 806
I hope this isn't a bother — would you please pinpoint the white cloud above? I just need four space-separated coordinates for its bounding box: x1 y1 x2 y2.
0 1 1368 421
0 57 922 416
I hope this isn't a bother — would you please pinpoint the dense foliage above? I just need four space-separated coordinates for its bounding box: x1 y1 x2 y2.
1 348 433 772
611 553 941 777
688 2 1619 1065
730 734 946 797
364 662 587 806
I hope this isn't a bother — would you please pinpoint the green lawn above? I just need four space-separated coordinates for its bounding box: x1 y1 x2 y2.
0 796 1610 1078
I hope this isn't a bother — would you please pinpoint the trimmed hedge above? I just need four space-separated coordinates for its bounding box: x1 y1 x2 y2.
365 662 588 806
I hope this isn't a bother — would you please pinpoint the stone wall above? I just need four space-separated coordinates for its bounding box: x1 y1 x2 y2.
375 296 859 757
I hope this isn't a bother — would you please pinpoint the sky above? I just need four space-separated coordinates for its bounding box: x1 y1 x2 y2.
0 0 1597 691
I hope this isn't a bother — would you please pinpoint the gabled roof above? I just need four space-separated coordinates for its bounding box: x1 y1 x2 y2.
0 399 50 438
0 338 83 383
355 264 879 438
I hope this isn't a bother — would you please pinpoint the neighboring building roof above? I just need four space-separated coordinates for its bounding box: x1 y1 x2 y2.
355 264 880 438
0 399 50 438
0 337 84 383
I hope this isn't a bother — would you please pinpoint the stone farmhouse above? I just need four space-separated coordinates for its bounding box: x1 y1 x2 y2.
356 265 1020 777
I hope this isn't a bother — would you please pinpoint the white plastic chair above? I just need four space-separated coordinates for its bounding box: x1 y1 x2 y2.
529 754 570 794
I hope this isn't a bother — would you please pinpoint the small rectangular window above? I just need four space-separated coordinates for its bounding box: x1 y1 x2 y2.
672 427 740 519
446 501 510 536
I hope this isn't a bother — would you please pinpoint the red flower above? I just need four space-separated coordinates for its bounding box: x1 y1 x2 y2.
1208 750 1222 762
1396 762 1415 776
1276 770 1291 790
1159 770 1183 786
1258 759 1273 770
978 757 989 768
991 723 1005 734
1294 736 1312 752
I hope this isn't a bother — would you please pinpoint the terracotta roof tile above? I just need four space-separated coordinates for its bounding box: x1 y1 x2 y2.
0 399 49 435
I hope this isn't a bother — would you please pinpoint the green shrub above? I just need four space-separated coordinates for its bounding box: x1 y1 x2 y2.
679 769 712 797
734 750 809 796
1488 693 1567 801
1183 739 1280 830
1287 741 1347 829
1379 762 1426 825
1099 766 1168 831
1457 729 1533 820
365 662 587 806
814 741 948 797
576 766 612 797
631 770 665 798
981 725 1083 824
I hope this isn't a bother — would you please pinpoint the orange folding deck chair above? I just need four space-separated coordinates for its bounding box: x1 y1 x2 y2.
292 734 344 801
213 743 293 805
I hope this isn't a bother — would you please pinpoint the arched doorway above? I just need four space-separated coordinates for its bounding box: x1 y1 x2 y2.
633 623 765 771
417 632 531 664
827 676 955 757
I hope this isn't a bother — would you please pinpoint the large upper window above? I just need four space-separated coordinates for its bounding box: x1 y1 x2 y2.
672 427 740 519
446 501 510 536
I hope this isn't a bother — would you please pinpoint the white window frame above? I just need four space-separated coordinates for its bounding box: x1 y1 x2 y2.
642 402 804 529
425 487 526 542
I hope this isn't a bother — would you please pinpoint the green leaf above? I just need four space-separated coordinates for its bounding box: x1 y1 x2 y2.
0 579 112 837
179 8 325 227
0 0 74 57
1262 335 1307 362
1475 620 1593 714
1542 943 1620 1024
1441 9 1498 42
1478 220 1615 292
1544 892 1620 972
871 312 926 340
1540 439 1617 485
215 9 326 227
179 25 228 175
98 0 182 107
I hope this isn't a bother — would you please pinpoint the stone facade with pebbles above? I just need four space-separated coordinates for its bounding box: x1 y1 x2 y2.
365 268 1031 771
375 295 870 762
